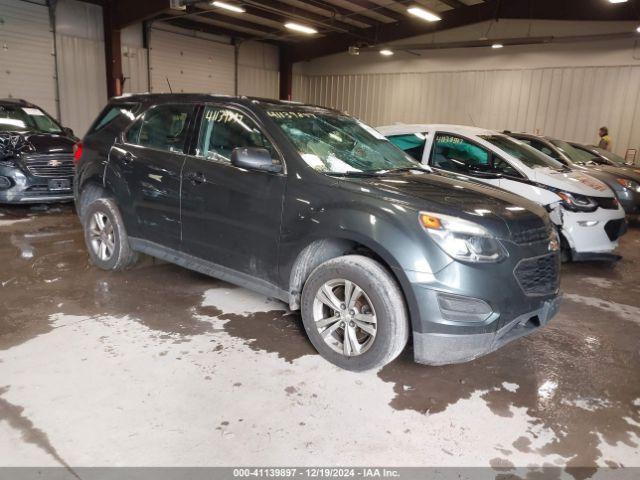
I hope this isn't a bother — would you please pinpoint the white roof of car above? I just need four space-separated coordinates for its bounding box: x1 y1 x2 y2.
377 123 497 137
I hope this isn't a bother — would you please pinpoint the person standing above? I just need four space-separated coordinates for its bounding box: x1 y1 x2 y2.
598 127 612 151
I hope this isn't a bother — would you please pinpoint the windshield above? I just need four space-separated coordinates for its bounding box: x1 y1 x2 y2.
479 134 565 170
591 146 627 165
266 109 420 174
0 104 62 134
550 139 594 165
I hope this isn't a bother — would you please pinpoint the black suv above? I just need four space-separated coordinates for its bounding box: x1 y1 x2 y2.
75 94 561 371
0 99 76 203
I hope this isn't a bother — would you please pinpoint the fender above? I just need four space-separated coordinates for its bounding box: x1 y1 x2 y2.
280 197 454 323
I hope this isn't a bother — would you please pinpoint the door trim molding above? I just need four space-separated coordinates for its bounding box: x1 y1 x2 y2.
129 237 291 306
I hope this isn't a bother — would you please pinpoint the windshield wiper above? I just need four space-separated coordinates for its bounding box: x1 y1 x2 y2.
328 171 382 177
374 166 429 175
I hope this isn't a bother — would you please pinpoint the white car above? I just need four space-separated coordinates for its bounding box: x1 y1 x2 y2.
377 124 627 261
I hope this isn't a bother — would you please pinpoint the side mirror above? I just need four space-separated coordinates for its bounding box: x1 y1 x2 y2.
231 147 282 173
62 127 75 138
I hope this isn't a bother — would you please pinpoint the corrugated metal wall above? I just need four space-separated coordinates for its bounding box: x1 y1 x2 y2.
294 66 640 156
237 42 278 99
0 0 57 116
149 28 235 94
55 0 106 136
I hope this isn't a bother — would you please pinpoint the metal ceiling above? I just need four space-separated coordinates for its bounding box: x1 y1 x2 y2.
150 0 640 61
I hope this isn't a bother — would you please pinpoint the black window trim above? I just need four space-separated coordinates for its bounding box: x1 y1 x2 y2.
186 102 287 175
428 131 525 180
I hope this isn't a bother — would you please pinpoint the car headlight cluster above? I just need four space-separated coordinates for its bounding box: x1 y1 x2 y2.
419 212 508 263
555 191 599 212
616 178 640 193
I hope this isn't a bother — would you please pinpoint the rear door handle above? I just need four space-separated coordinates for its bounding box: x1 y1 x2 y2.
122 151 134 165
186 171 206 185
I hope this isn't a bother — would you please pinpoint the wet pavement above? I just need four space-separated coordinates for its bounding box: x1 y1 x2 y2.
0 204 638 476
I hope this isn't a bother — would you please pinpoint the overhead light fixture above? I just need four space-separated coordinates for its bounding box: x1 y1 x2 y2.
407 6 441 22
211 1 245 13
637 25 640 33
608 0 628 3
492 43 504 49
380 49 394 56
285 22 318 34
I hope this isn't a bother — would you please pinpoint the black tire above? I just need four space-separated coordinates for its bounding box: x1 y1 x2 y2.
82 198 138 271
300 255 409 371
77 183 106 219
559 231 572 263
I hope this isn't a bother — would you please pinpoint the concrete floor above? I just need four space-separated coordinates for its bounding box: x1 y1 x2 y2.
0 204 639 475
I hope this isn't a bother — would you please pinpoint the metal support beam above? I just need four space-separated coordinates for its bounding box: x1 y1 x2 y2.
279 47 293 101
103 0 123 98
115 0 172 28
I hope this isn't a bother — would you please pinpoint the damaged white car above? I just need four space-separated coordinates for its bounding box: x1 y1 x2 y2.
378 124 627 262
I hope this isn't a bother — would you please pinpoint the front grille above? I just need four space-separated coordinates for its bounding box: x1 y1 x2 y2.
593 196 618 210
605 219 627 241
511 225 551 245
23 154 74 178
514 254 560 296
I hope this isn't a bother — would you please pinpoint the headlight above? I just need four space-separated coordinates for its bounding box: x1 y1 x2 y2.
0 158 16 168
616 178 640 192
556 191 598 212
419 212 508 263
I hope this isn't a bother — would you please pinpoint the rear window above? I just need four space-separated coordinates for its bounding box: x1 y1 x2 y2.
90 103 140 133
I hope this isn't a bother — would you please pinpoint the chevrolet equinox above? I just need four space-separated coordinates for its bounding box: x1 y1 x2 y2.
74 94 561 371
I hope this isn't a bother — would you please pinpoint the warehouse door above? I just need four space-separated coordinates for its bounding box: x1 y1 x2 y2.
148 28 235 95
0 0 57 116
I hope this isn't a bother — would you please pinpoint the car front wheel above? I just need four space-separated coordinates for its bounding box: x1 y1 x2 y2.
82 198 137 271
300 255 409 371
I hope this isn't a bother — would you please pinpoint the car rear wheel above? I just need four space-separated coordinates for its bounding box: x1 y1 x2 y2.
300 255 409 371
82 198 137 271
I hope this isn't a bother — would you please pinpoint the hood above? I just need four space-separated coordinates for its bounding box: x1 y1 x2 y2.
339 170 550 241
0 131 75 160
589 165 640 184
534 167 613 197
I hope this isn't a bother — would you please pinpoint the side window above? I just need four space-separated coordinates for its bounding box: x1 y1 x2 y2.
387 133 427 162
126 119 142 144
431 133 490 173
196 106 277 162
134 104 194 153
530 140 560 160
92 103 140 133
493 157 521 177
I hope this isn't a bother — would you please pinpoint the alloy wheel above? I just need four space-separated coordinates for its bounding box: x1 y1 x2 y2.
88 212 115 262
312 278 377 357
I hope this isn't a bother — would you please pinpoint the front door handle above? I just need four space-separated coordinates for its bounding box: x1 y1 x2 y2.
186 171 206 185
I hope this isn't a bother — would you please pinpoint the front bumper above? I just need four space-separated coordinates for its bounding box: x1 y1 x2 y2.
413 296 561 365
0 163 74 204
400 240 561 366
561 206 626 255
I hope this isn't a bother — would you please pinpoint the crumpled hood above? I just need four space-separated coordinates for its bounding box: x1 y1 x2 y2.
534 167 613 197
0 131 75 160
339 170 550 240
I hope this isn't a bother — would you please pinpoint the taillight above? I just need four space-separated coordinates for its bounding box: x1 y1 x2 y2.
73 142 83 164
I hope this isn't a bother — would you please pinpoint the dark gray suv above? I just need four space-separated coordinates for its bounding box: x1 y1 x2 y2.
74 94 561 370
